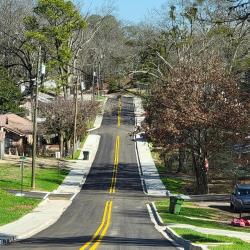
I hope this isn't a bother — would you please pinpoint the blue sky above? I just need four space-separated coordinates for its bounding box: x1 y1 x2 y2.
84 0 167 23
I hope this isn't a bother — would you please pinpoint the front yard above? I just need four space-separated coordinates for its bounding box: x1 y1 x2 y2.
0 162 69 192
174 228 250 250
0 160 69 226
0 189 39 226
155 198 250 249
156 200 250 232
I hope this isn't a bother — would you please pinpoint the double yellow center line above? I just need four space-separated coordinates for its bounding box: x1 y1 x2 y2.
80 136 120 250
109 135 120 194
80 98 122 250
117 97 122 127
80 201 113 250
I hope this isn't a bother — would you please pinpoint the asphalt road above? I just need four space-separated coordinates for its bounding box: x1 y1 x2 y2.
4 96 178 250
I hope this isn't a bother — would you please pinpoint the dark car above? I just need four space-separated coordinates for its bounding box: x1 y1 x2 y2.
230 184 250 212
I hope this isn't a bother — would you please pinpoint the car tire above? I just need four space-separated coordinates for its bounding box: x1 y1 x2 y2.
230 202 233 210
233 205 239 213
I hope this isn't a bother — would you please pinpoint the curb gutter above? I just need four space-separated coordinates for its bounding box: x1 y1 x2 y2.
148 202 208 250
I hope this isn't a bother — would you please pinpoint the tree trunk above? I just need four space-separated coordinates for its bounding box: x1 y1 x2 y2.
177 148 186 173
192 151 208 194
163 154 173 172
59 133 64 157
66 139 71 157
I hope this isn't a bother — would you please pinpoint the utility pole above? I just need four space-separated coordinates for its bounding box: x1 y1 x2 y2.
92 64 96 100
98 59 101 96
80 75 83 101
72 76 78 159
31 46 41 189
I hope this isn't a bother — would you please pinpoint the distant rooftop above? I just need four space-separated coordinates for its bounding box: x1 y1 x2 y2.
0 114 32 135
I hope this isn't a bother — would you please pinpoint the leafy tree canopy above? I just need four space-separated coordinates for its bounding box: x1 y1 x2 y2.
0 67 24 115
24 0 86 69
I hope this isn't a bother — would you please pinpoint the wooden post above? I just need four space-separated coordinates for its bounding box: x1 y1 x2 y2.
31 46 42 189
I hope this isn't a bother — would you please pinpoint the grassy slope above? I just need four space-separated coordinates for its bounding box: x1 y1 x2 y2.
156 200 250 233
151 150 192 194
174 228 250 250
0 189 40 226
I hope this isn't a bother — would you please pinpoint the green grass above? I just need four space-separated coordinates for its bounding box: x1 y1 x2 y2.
173 228 250 249
0 163 69 192
156 200 250 232
157 200 221 219
174 228 231 243
65 148 82 160
151 150 191 194
212 242 250 250
155 163 191 195
71 149 81 160
96 95 107 101
66 133 89 160
161 177 186 194
0 189 40 226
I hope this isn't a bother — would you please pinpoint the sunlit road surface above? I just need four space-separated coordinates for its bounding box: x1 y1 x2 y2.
4 96 177 250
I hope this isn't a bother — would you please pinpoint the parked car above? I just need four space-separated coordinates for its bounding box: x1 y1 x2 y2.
230 184 250 212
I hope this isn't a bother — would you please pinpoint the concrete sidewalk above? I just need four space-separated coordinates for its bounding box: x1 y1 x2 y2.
0 134 100 244
133 97 167 196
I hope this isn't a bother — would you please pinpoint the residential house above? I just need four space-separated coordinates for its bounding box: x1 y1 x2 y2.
0 114 33 157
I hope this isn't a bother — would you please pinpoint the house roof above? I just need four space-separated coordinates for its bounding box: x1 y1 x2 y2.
0 114 33 135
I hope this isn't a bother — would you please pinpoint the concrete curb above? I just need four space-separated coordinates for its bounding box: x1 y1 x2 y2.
133 97 167 197
0 134 101 245
146 203 184 250
148 202 208 250
134 132 148 195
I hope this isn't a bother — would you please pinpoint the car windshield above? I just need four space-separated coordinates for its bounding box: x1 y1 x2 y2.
237 189 250 196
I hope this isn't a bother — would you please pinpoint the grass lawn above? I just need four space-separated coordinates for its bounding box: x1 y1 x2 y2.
173 228 250 250
0 163 69 192
161 176 186 194
66 133 89 160
150 150 193 194
96 95 107 101
0 189 40 226
156 200 250 232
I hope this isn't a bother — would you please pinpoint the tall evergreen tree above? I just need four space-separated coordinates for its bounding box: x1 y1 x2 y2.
0 67 24 114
